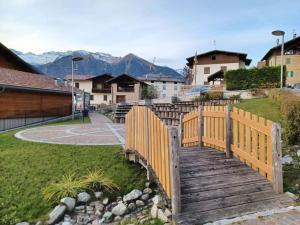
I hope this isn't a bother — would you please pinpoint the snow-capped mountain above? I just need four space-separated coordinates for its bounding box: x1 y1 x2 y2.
11 49 121 65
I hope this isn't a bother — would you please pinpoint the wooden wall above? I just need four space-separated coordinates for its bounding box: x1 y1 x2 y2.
0 90 72 118
195 53 240 65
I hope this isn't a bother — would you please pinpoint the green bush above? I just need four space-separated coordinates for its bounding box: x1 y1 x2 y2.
193 92 224 102
225 66 285 90
269 89 300 145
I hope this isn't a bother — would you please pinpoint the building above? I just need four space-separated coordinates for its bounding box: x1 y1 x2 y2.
106 74 148 104
0 42 41 74
186 50 252 86
0 67 73 130
260 36 300 85
138 74 184 98
65 74 113 105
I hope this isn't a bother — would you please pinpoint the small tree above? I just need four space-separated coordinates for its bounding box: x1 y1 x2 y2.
183 66 193 84
141 85 158 100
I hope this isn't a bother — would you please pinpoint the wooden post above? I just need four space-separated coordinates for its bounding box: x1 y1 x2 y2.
145 108 150 179
271 123 283 193
198 105 203 148
169 127 181 216
178 113 184 147
225 105 233 158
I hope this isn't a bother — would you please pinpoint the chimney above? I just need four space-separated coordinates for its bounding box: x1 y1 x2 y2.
63 79 69 87
54 78 59 86
293 33 297 39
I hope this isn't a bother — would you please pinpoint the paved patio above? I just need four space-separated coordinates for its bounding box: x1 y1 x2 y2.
15 113 125 145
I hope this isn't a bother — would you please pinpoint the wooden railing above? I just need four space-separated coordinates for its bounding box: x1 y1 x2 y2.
125 106 181 210
180 106 283 193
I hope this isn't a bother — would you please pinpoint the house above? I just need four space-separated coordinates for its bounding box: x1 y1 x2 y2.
65 73 113 105
186 50 252 86
0 42 41 74
138 74 184 98
0 67 72 128
106 74 148 104
260 36 300 85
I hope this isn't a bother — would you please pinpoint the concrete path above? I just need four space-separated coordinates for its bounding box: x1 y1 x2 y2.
15 113 125 145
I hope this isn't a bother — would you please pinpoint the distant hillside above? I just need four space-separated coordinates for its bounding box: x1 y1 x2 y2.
13 50 182 79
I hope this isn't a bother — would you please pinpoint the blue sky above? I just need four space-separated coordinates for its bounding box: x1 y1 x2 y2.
0 0 299 69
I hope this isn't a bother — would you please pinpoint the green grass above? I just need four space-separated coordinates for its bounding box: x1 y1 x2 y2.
0 130 146 225
235 98 284 124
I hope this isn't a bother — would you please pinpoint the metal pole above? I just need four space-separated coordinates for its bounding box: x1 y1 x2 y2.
71 59 74 120
280 34 284 88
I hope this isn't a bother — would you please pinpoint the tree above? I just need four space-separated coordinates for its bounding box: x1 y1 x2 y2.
141 85 158 100
183 66 193 84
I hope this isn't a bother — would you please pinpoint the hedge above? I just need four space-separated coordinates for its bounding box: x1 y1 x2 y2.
225 66 285 90
269 89 300 145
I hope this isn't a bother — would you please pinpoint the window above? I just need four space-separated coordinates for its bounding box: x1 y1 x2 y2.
286 58 291 64
163 85 166 90
103 95 107 101
204 67 210 74
288 71 294 77
174 82 178 84
163 81 166 84
174 86 178 91
211 55 216 60
162 93 166 98
151 81 154 83
75 82 79 88
221 66 227 72
90 95 94 100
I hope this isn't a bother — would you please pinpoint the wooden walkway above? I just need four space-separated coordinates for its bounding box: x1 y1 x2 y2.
175 147 293 225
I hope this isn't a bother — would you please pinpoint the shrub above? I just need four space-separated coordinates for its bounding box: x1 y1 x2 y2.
269 89 300 145
250 88 267 97
141 85 158 100
225 66 285 90
192 92 224 102
83 169 119 192
43 174 87 202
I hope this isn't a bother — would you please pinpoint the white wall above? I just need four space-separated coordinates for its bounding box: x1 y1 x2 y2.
73 80 112 105
144 81 183 98
192 62 241 85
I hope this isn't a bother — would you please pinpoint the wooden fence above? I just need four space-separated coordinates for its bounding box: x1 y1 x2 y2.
125 106 180 208
180 106 283 193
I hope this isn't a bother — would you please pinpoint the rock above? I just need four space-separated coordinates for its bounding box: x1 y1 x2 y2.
102 197 109 205
297 150 300 157
136 200 145 207
157 209 169 222
16 222 29 225
117 196 122 201
140 216 151 223
128 202 136 211
114 216 122 221
123 189 143 202
282 155 293 164
64 214 71 221
47 204 67 225
95 202 104 212
164 208 172 217
150 204 158 218
75 205 85 211
103 211 113 223
35 221 43 225
145 182 151 188
286 191 298 201
77 192 91 203
112 202 127 216
152 195 163 206
92 219 100 225
94 192 103 199
164 223 171 225
62 222 72 225
143 188 153 194
61 197 76 211
141 194 149 201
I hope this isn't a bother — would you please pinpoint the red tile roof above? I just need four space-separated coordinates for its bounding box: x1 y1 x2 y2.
0 67 72 94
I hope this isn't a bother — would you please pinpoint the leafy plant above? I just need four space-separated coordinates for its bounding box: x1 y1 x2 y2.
83 169 119 192
43 173 87 202
141 85 158 100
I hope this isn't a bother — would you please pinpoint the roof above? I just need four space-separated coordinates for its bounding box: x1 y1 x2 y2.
0 42 42 74
138 73 184 83
261 36 300 61
106 74 147 85
0 67 72 94
64 73 113 81
186 50 252 66
207 70 224 82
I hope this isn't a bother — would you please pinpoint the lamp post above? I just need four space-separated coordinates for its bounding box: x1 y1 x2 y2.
71 56 83 120
272 30 285 88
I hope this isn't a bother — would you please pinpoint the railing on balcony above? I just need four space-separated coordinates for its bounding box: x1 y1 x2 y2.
91 87 111 93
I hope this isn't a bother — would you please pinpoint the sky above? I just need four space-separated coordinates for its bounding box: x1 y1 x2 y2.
0 0 299 70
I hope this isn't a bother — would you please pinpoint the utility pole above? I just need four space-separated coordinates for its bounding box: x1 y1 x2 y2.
193 51 197 85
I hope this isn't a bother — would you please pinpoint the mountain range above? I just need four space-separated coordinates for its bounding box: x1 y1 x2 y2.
12 50 182 80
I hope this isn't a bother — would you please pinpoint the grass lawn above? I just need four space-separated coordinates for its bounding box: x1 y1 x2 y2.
46 115 91 126
0 130 146 225
235 98 284 125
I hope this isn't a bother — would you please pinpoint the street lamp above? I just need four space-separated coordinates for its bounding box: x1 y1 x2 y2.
272 30 285 88
71 56 83 120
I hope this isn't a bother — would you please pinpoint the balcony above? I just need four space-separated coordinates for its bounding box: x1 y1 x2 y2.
92 87 111 93
117 83 135 92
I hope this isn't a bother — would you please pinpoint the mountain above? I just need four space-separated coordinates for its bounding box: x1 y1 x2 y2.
13 50 182 79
